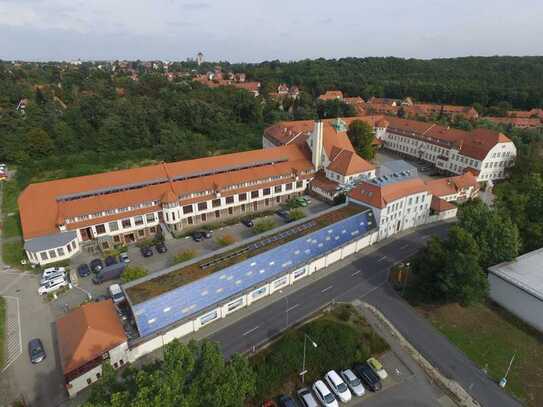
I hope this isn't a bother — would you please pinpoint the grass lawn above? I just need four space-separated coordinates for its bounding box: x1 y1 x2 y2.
0 297 5 368
250 304 389 404
417 302 543 407
1 181 22 239
2 240 26 268
1 213 22 239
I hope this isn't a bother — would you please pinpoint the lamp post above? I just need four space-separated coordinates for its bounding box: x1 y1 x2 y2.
499 352 516 388
300 333 318 384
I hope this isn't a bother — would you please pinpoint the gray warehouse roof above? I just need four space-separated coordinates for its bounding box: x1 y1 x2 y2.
488 248 543 301
24 231 77 252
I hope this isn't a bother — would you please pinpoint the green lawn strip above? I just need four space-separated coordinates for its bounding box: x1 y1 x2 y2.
2 213 22 239
0 297 5 368
1 240 27 269
250 304 389 402
419 302 543 407
1 180 21 214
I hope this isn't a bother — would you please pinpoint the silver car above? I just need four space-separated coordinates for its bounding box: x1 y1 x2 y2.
297 387 319 407
340 369 365 397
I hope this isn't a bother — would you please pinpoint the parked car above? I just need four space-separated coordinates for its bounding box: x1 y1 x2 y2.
77 264 91 277
352 362 382 392
241 218 254 227
108 283 126 304
295 196 308 207
303 196 312 205
155 241 168 254
140 246 153 257
94 294 109 303
340 369 365 397
92 263 127 285
297 387 319 407
276 209 291 221
115 302 130 321
119 252 130 263
105 255 117 266
324 370 352 403
278 395 297 407
192 230 212 241
90 258 104 273
38 276 68 295
367 357 388 379
312 380 338 407
41 266 66 279
28 338 46 364
39 270 65 285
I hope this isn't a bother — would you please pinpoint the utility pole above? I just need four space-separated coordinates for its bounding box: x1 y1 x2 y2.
499 352 516 388
300 334 318 384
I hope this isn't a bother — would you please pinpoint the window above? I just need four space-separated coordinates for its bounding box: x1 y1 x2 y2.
57 247 65 257
293 267 306 280
212 199 221 208
134 216 144 226
274 185 282 193
72 241 76 250
187 216 193 225
108 221 119 232
273 275 288 289
113 235 121 242
251 286 267 299
225 195 234 204
251 190 259 199
285 183 293 191
215 210 220 218
150 226 156 233
67 244 72 253
238 193 247 201
296 180 303 188
200 310 218 325
146 213 155 223
227 298 244 312
48 250 57 259
95 224 106 235
228 207 233 215
138 230 145 237
263 188 271 196
241 204 246 212
201 213 207 222
40 252 48 261
122 219 132 229
183 205 193 214
198 202 208 211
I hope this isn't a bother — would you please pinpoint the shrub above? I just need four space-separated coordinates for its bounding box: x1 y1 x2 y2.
216 234 237 247
173 249 197 264
288 208 305 222
121 266 148 283
253 219 276 234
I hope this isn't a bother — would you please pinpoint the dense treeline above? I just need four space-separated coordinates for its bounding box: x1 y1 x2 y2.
232 56 543 109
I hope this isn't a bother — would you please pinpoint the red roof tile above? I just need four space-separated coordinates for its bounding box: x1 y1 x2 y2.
349 178 429 209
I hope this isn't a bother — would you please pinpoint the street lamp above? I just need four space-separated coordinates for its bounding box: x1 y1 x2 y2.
300 333 318 384
499 352 516 388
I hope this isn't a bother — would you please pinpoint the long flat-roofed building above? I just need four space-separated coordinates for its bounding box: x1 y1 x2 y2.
19 144 314 265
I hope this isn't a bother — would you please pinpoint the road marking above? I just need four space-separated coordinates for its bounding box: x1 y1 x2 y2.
400 244 409 250
351 270 362 277
321 285 333 293
377 256 387 262
1 296 22 374
286 304 300 312
242 326 259 336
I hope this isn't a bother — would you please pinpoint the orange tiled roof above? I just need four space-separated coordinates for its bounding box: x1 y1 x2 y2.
425 173 479 198
318 90 344 100
485 117 542 128
56 300 126 375
349 177 429 209
311 172 340 193
19 144 312 239
327 149 375 176
431 196 456 212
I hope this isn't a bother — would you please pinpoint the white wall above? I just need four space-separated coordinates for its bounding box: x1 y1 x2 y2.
488 274 543 332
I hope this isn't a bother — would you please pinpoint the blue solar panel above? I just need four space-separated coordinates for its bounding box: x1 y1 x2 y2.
131 210 375 337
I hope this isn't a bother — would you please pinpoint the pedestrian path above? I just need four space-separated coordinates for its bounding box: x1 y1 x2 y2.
1 296 22 373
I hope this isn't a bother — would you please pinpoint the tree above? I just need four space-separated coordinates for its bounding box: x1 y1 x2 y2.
347 120 375 160
121 266 148 283
288 208 305 221
23 128 55 159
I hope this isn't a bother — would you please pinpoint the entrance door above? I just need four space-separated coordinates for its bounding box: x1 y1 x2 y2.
125 233 136 244
80 227 92 241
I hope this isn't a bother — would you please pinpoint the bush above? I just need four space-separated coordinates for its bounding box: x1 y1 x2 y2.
173 249 197 264
121 266 148 283
253 219 276 234
288 208 305 222
216 234 237 247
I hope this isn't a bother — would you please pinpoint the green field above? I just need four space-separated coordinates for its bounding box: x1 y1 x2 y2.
0 297 6 368
250 304 389 403
1 240 26 268
418 302 543 407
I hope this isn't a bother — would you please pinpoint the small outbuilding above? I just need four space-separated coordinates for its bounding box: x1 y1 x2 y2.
487 248 543 333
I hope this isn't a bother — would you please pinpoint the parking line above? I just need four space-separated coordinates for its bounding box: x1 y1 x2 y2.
377 256 387 262
242 326 259 336
351 270 362 277
286 304 300 312
321 285 333 293
1 296 22 374
400 244 409 250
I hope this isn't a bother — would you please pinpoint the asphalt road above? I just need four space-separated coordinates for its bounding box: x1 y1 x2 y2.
209 222 521 407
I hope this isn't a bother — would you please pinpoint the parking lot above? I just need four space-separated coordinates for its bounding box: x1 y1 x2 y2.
373 149 443 182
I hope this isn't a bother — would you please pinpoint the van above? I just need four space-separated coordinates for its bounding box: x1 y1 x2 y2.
109 284 125 304
92 262 126 284
40 270 66 285
42 267 66 279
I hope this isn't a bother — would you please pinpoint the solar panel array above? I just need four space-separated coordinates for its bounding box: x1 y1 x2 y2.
131 210 375 337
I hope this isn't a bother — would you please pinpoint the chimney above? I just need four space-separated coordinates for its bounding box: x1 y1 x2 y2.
311 120 324 171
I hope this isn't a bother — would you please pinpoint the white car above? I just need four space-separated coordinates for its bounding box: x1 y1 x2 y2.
119 252 130 263
324 370 352 403
312 380 338 407
367 357 388 380
340 369 365 397
108 284 125 304
40 271 66 285
38 276 68 295
42 267 66 279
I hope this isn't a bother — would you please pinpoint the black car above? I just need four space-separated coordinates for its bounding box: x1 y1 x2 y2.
241 218 254 227
77 264 91 277
28 338 46 364
90 258 104 273
94 294 109 302
276 209 291 221
192 230 212 241
155 242 168 254
104 255 117 266
278 395 297 407
140 246 153 257
353 362 382 391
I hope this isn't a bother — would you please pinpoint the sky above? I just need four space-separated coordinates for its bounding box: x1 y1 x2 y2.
1 0 542 62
